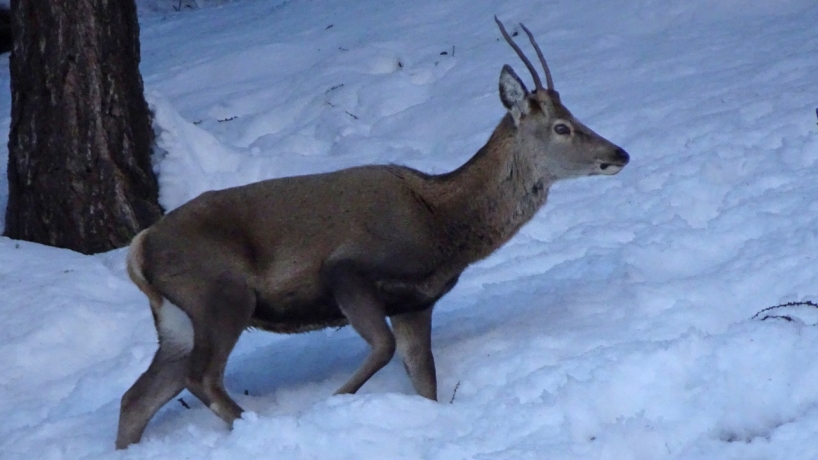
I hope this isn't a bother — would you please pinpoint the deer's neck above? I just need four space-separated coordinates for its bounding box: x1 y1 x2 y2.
431 116 551 264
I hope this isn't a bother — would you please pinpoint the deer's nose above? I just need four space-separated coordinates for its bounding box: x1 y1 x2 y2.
614 147 630 165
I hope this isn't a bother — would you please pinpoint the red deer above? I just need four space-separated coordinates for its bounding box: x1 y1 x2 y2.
116 16 629 449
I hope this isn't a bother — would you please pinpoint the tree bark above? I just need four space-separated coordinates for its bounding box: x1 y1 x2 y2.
5 0 162 254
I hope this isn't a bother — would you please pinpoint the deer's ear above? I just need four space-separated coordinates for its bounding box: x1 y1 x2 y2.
499 65 531 126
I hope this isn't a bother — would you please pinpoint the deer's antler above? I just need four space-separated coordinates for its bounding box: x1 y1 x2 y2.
494 16 544 92
518 23 554 91
494 16 555 92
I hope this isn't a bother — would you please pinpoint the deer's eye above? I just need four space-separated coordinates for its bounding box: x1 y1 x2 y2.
554 123 572 136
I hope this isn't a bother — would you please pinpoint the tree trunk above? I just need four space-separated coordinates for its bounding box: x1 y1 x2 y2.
5 0 162 254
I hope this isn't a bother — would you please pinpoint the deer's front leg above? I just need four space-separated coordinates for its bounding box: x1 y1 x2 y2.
391 307 437 400
323 260 396 395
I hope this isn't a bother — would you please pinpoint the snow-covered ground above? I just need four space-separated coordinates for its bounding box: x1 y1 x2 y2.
2 0 818 458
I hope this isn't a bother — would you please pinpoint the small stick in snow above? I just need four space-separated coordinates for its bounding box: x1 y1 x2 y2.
177 398 190 409
439 47 454 57
449 381 460 404
345 111 359 120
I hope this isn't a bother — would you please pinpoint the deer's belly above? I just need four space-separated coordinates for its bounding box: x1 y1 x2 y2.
249 272 459 333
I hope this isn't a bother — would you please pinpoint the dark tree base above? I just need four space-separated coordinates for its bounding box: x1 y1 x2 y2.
4 0 162 254
0 7 10 54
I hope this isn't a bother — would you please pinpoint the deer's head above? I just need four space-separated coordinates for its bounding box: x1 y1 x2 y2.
495 16 629 182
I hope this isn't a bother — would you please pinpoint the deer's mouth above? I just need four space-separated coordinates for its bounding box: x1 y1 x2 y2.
598 162 624 175
598 148 630 175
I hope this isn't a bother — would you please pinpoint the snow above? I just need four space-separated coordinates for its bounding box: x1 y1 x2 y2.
2 0 818 458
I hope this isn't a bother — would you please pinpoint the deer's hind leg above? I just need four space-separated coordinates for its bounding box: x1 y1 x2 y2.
181 271 256 427
116 300 193 449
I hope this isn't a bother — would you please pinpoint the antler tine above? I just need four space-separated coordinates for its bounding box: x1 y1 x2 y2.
494 15 544 92
518 23 554 91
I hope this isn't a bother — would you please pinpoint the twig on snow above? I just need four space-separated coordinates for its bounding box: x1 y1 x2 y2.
449 381 461 404
752 300 818 322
